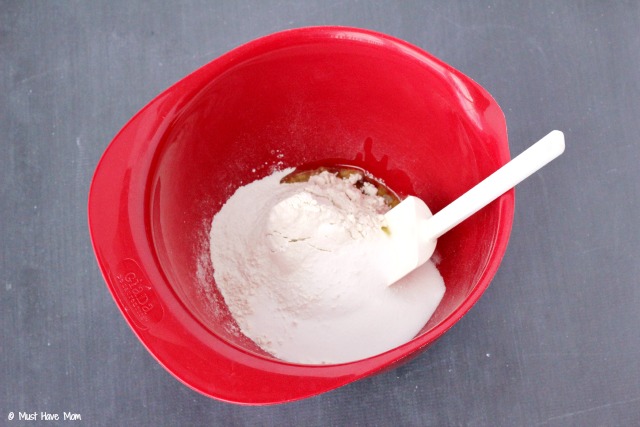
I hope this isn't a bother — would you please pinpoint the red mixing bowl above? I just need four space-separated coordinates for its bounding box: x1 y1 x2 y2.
88 26 513 404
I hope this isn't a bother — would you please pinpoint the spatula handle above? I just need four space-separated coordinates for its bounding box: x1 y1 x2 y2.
423 130 565 240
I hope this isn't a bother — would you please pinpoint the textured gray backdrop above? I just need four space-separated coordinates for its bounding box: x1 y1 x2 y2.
2 1 639 426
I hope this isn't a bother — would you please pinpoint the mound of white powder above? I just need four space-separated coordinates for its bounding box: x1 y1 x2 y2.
209 169 445 364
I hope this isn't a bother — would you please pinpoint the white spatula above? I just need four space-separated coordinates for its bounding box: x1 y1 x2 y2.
384 130 565 286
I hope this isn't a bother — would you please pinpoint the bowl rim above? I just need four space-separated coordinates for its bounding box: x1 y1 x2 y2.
87 25 513 405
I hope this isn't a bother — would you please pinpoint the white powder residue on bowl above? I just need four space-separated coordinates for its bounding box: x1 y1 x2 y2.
209 169 445 364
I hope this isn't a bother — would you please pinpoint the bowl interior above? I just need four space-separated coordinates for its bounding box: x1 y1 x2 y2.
148 32 510 362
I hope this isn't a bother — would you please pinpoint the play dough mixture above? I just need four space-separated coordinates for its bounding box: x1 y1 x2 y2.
209 168 445 364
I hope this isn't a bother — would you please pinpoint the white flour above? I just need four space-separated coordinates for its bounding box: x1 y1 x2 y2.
209 169 445 364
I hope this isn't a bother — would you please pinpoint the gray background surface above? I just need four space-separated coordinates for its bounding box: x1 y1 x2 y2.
1 1 639 426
